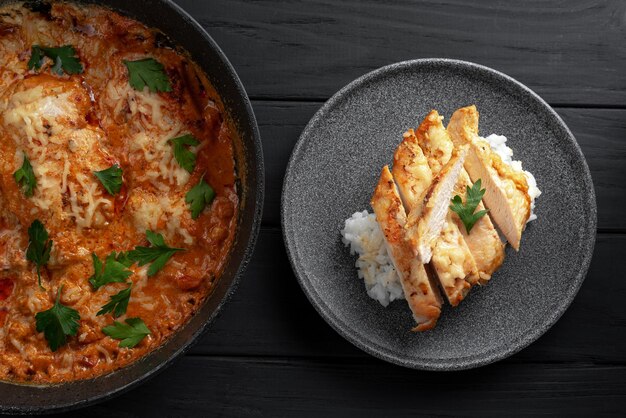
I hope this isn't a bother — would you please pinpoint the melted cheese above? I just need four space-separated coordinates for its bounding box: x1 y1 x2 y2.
129 192 193 245
0 223 24 270
105 79 191 190
2 78 114 230
106 79 196 244
130 129 190 188
69 173 112 229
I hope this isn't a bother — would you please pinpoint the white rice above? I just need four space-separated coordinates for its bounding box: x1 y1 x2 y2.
342 134 541 306
340 211 404 306
483 134 541 222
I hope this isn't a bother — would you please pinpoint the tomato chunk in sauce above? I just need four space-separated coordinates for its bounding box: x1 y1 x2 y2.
0 279 14 301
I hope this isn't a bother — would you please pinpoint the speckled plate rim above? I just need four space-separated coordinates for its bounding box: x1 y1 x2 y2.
281 58 597 371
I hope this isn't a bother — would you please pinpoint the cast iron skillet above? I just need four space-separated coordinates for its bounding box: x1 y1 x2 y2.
0 0 264 414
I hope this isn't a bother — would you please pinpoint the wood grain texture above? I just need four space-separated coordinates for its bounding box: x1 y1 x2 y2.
173 0 626 106
254 102 626 230
565 109 626 231
52 356 626 417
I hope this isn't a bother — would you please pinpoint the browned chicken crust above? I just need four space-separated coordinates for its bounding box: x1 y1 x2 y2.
394 123 475 306
417 110 504 284
404 145 468 264
371 166 441 331
447 106 530 250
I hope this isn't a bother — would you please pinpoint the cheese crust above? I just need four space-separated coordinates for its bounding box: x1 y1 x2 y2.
371 166 442 331
394 125 476 306
417 110 504 284
448 106 530 250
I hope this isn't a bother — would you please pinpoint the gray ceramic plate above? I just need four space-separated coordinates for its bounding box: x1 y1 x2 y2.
281 59 596 371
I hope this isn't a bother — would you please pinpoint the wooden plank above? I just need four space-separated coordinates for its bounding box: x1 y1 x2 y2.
189 230 626 364
563 109 626 232
254 101 318 228
254 102 626 230
54 356 626 417
173 0 626 105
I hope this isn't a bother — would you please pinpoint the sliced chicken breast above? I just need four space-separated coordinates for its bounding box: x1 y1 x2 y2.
404 145 468 264
447 105 530 250
452 171 505 283
393 126 475 305
417 110 504 283
371 166 442 331
391 129 432 210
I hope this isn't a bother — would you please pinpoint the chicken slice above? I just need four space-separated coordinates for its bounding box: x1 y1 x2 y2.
417 110 504 283
393 128 474 305
391 130 432 210
371 166 442 331
451 171 505 283
447 106 530 250
404 145 468 264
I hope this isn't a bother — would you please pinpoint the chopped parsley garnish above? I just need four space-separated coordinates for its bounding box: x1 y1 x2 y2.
127 230 184 276
185 177 215 219
93 164 123 196
26 219 52 290
88 252 133 290
123 58 171 93
97 285 132 318
102 317 150 348
28 45 83 75
169 134 199 173
27 46 44 71
13 153 36 197
450 179 490 234
35 286 80 352
113 251 134 268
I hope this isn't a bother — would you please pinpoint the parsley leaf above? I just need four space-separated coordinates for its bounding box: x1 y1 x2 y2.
97 285 132 318
27 219 53 290
35 286 80 352
28 45 83 75
88 252 133 290
127 230 184 276
123 58 171 93
93 164 123 195
102 317 150 348
13 153 36 197
450 179 490 234
185 177 215 219
27 45 44 70
113 251 134 268
169 134 199 173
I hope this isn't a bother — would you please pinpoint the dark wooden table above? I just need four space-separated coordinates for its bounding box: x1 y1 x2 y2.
56 1 626 416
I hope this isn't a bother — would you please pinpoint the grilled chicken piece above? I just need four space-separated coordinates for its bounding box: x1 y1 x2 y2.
452 171 504 283
447 106 530 250
417 110 504 283
405 145 468 264
393 128 475 305
429 218 473 304
0 75 118 265
391 130 432 211
371 166 442 331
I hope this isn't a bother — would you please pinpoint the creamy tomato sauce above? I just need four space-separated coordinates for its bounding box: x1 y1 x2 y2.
0 2 238 383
